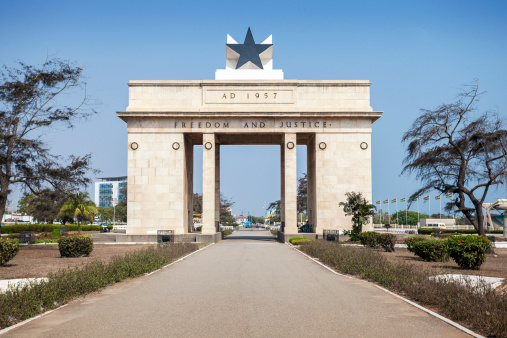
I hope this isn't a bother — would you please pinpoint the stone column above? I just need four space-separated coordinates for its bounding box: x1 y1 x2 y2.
184 136 193 233
282 133 298 234
202 133 217 234
307 134 317 233
280 142 285 230
504 211 507 238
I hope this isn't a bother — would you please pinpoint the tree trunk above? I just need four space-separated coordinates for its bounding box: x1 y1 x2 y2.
474 204 486 236
0 178 9 219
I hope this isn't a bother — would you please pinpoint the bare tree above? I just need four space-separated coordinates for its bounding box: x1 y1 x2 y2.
402 82 507 235
0 58 97 217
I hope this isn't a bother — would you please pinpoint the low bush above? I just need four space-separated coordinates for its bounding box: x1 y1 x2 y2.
289 237 307 244
223 229 233 237
0 243 198 329
0 238 20 265
270 229 278 236
50 229 61 238
378 233 396 252
445 235 491 270
358 231 382 248
413 240 449 262
291 238 315 245
195 225 203 232
0 225 13 234
0 224 101 234
58 236 93 257
298 241 506 337
405 235 430 253
417 228 502 235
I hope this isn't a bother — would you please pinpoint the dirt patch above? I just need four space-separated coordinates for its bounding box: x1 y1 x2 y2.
0 244 157 280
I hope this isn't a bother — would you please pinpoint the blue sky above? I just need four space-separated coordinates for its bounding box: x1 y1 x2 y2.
1 0 506 217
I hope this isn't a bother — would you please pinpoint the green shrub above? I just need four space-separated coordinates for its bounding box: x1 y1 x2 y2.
291 238 315 245
223 229 233 237
58 236 93 257
413 240 449 262
405 235 430 253
378 233 396 252
358 231 382 248
289 237 307 244
0 225 13 234
50 229 61 238
0 238 20 265
445 235 492 270
107 225 113 230
418 228 502 235
195 225 203 232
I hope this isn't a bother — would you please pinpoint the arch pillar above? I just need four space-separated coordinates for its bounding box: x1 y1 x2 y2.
281 133 298 235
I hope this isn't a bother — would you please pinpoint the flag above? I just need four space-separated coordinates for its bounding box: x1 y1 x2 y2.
412 197 418 201
376 200 380 205
383 200 388 204
446 193 452 198
423 196 429 201
435 195 441 200
391 198 396 203
400 198 406 202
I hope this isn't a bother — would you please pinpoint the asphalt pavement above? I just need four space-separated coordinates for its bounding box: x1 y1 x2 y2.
3 229 469 337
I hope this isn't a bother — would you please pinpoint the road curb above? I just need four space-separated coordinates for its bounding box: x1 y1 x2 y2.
0 243 212 335
288 243 483 338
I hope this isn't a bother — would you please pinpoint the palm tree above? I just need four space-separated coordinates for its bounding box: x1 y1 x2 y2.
58 192 98 233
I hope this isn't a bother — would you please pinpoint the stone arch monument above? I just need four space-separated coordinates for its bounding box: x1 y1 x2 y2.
117 28 382 242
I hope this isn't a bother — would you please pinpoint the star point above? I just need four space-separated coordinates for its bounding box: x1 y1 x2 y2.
226 28 272 70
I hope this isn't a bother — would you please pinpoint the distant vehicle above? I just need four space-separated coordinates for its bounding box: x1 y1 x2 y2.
421 223 446 229
245 221 253 228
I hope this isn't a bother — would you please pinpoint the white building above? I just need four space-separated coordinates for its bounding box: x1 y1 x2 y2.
94 176 127 208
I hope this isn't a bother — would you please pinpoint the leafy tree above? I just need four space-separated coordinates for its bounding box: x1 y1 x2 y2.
388 211 428 226
297 173 307 214
339 192 376 240
220 194 235 225
58 192 98 232
0 58 97 218
402 82 507 236
193 193 202 214
267 200 281 223
18 189 68 223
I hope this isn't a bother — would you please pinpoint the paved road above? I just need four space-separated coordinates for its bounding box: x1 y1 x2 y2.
4 230 468 337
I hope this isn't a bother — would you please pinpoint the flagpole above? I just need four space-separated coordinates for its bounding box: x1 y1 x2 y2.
396 200 399 228
440 196 442 219
429 196 431 218
405 201 407 227
388 199 390 225
417 200 419 228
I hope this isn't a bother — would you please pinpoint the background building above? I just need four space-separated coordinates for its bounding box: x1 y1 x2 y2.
94 176 127 207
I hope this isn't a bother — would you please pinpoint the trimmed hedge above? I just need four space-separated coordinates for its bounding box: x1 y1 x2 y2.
445 235 491 270
0 238 20 265
413 240 449 262
0 224 100 234
289 237 308 244
291 238 315 245
58 236 93 257
418 228 503 235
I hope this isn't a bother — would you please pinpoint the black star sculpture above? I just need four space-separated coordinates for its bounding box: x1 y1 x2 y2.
227 27 272 69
